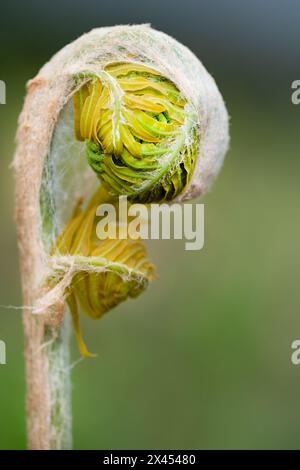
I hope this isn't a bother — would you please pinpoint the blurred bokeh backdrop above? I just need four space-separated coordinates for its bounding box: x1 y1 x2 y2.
1 0 300 449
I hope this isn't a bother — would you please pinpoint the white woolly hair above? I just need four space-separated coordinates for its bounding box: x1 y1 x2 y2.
13 28 229 447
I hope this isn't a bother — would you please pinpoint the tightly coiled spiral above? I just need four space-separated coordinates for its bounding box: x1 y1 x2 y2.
73 62 199 202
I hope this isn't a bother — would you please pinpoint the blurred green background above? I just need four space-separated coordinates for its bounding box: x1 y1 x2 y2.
1 0 300 450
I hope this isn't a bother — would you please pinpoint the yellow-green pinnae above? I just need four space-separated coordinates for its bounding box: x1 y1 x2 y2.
73 62 199 203
50 188 154 356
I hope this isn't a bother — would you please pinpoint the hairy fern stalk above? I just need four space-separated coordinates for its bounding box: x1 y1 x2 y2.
14 25 229 449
